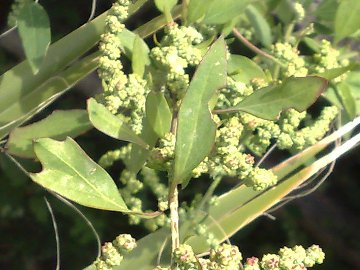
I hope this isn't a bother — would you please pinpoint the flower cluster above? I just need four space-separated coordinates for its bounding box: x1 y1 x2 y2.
312 39 349 82
93 234 137 270
153 244 324 270
97 0 149 134
150 24 203 100
7 0 28 27
271 42 308 77
243 244 325 270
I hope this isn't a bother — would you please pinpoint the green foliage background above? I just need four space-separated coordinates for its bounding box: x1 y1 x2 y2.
0 0 359 269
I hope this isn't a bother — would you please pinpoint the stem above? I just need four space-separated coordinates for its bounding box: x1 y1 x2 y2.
232 28 286 68
169 187 180 252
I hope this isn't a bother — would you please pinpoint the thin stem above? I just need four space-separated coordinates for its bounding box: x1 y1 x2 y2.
232 28 286 68
169 187 180 252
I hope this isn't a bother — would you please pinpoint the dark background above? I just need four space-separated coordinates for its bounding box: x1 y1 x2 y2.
0 1 359 269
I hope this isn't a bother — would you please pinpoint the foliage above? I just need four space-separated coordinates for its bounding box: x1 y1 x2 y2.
1 0 359 269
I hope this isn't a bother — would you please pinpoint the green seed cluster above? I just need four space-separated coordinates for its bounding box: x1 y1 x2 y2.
278 106 339 150
271 42 308 77
7 0 30 27
150 24 203 100
93 234 137 270
243 244 325 270
153 244 324 270
293 2 305 22
97 0 149 134
312 39 349 83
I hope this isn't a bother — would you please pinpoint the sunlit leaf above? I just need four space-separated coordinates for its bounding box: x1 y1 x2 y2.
17 2 51 73
336 83 356 119
6 110 91 159
203 0 252 24
245 5 272 47
145 92 172 138
187 0 216 23
31 137 129 212
87 98 148 148
228 54 267 84
224 77 328 120
131 35 150 77
335 0 360 42
173 37 227 188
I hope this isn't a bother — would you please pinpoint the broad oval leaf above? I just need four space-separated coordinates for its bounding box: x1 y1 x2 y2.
335 0 360 42
31 137 129 212
245 5 272 47
173 37 227 187
17 2 51 73
228 54 267 84
203 0 252 24
87 98 148 148
145 92 172 138
225 76 328 120
6 110 92 159
187 0 216 23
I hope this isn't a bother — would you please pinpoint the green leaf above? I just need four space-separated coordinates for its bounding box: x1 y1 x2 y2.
17 2 51 74
314 0 338 21
314 63 358 80
31 137 129 212
187 0 216 23
345 71 360 116
154 0 178 12
245 5 272 47
145 92 172 138
154 0 178 21
225 77 328 120
203 0 252 24
126 118 158 174
131 35 150 77
87 98 148 148
0 52 98 140
6 110 92 159
173 37 227 187
335 0 360 42
336 83 357 119
228 54 267 84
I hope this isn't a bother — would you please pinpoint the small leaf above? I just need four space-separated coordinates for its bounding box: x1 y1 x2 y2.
203 0 252 24
336 83 357 119
314 63 358 80
145 92 172 138
17 2 51 73
187 0 216 23
132 35 150 77
126 118 158 174
225 77 328 120
173 37 227 187
228 54 267 84
87 98 148 148
31 137 129 212
6 110 91 159
154 0 178 22
335 0 360 42
245 5 272 47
